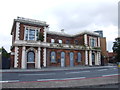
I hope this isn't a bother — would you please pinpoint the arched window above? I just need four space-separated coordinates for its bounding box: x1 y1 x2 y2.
50 51 56 63
78 52 81 62
27 51 35 62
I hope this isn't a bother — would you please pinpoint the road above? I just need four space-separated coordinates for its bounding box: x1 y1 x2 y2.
1 66 120 88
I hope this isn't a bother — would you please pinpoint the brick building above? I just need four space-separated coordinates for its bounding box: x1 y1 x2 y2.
10 17 101 69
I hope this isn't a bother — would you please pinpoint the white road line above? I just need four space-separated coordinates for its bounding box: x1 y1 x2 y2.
0 80 19 83
37 77 86 81
19 73 56 76
102 74 119 77
65 71 90 74
98 69 108 71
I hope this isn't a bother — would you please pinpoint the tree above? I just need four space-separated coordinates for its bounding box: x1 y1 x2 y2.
37 32 44 42
112 38 120 62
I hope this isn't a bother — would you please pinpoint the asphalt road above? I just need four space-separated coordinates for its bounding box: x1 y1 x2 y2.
1 66 119 82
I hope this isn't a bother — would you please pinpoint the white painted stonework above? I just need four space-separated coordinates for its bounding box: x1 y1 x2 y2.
21 46 26 69
89 50 92 66
85 50 88 65
98 37 100 47
15 22 20 40
43 48 47 67
14 47 19 68
37 47 41 69
84 34 87 46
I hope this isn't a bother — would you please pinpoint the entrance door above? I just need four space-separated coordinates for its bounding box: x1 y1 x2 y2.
70 52 74 67
27 51 35 69
92 53 95 65
61 52 65 67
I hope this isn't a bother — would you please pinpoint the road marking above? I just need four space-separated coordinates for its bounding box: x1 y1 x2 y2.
98 69 108 71
0 80 19 83
65 71 90 74
102 74 119 77
19 73 56 76
37 77 86 81
113 68 117 69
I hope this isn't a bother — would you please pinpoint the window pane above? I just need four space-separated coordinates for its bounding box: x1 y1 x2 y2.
29 29 35 40
78 52 81 62
51 39 55 43
51 51 56 63
25 29 28 40
66 40 70 44
59 40 62 43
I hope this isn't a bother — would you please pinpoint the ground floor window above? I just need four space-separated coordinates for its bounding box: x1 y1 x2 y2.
50 51 56 63
77 52 81 62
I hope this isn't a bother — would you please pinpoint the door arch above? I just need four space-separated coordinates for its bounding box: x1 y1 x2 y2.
61 52 65 67
70 52 74 67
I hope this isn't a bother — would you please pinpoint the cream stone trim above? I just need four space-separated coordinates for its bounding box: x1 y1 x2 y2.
15 22 20 40
98 37 100 47
37 47 41 69
14 47 18 68
21 46 26 69
84 34 87 46
85 50 88 65
89 50 92 66
43 48 47 67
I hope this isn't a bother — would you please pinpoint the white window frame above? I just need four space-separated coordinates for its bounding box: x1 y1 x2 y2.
24 26 40 41
59 39 62 44
51 39 55 43
89 37 97 47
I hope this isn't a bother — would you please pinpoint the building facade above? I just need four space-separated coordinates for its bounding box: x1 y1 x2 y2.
10 17 101 69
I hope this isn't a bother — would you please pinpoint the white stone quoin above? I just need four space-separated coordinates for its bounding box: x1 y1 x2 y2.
84 34 87 46
15 22 20 40
14 47 18 68
37 47 41 69
43 48 47 67
21 46 26 69
98 37 100 47
89 50 92 66
85 50 88 65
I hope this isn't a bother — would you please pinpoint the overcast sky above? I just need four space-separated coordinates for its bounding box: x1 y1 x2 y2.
0 0 119 52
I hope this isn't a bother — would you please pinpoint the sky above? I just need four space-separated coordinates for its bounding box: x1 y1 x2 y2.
0 0 119 52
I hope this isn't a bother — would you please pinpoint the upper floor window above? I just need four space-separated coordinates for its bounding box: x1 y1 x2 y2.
59 40 62 44
66 40 70 44
90 37 97 47
25 27 38 41
74 40 78 45
51 39 55 43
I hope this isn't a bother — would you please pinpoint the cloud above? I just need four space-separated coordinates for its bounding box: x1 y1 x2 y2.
0 0 119 52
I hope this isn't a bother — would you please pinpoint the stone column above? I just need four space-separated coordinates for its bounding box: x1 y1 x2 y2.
43 48 47 67
37 47 41 69
85 50 88 65
14 47 18 68
21 46 26 69
89 50 92 66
